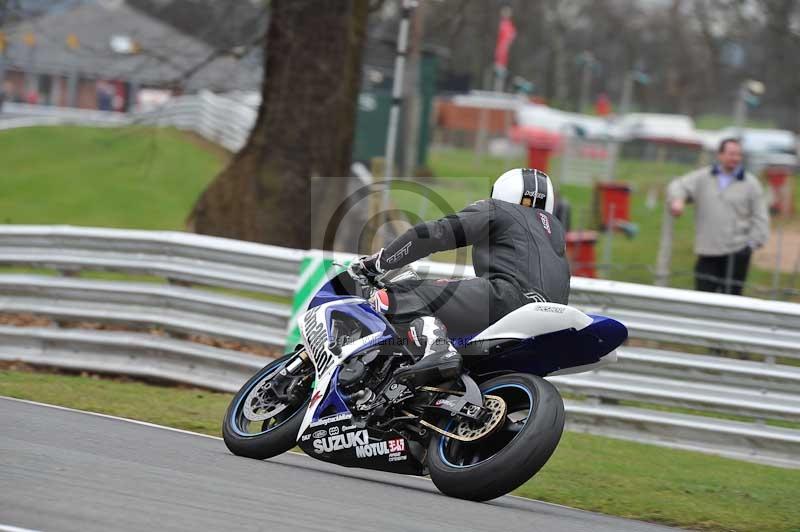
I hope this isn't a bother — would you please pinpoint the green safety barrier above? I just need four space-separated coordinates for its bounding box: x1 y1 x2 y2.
284 251 354 353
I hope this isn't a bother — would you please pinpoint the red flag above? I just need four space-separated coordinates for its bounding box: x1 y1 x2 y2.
494 15 516 68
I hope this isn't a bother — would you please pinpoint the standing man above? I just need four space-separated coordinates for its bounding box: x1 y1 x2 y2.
667 138 769 295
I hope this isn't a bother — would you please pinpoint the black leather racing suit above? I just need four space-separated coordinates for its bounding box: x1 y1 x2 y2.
381 198 570 337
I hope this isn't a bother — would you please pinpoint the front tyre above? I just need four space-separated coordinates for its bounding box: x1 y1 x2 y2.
427 373 565 501
223 351 312 460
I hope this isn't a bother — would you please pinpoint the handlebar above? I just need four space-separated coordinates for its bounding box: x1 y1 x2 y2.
333 261 385 298
333 261 419 299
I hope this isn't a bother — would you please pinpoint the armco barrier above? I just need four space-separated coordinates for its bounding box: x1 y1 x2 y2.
0 225 798 468
0 92 255 152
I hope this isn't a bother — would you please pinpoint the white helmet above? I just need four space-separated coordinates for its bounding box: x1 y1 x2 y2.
491 168 555 214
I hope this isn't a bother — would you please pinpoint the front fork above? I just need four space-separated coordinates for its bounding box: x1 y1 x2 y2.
281 349 309 376
272 349 312 403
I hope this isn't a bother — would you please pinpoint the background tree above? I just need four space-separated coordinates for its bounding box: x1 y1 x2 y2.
421 0 798 127
126 0 265 50
188 0 370 249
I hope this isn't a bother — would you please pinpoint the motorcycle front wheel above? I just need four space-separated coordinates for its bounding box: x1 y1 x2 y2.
427 373 565 501
222 351 312 460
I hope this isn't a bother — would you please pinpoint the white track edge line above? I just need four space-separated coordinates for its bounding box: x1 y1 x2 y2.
0 523 45 532
0 396 223 441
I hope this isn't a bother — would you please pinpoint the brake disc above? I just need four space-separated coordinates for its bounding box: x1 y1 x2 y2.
243 377 289 422
454 395 507 440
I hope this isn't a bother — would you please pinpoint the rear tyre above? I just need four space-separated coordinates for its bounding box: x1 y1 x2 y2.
222 352 311 460
427 373 565 501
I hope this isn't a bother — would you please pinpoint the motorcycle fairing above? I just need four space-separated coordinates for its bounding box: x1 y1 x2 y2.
469 313 627 378
294 284 427 475
470 303 594 341
296 420 425 476
296 298 395 437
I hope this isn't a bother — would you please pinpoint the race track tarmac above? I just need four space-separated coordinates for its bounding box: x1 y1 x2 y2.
0 397 680 532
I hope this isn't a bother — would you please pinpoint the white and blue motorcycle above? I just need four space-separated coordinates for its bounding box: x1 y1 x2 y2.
223 266 627 501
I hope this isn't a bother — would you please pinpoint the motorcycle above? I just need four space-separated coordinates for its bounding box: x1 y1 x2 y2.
223 265 627 501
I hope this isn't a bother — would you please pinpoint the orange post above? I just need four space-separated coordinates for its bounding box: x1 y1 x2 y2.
764 166 793 216
596 182 631 228
566 231 598 278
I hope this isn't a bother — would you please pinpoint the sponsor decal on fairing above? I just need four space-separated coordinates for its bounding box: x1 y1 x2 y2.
388 452 407 463
313 429 369 454
535 304 565 313
301 309 337 375
354 438 406 459
309 412 352 428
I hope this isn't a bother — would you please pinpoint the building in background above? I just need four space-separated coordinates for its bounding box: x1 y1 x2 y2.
0 0 260 111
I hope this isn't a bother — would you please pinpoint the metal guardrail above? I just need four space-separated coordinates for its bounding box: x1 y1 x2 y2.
1 92 254 152
612 347 800 394
0 274 288 346
0 225 798 468
0 102 131 129
553 372 800 422
564 401 800 468
0 225 303 296
0 325 262 393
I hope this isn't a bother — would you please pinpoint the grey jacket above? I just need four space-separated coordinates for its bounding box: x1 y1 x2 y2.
381 199 571 304
667 165 770 256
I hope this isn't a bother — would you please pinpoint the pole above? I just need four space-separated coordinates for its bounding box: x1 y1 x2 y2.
789 244 800 300
579 52 594 114
554 34 568 106
474 107 488 165
602 203 616 278
493 69 505 93
655 200 674 286
25 44 36 99
733 83 747 140
128 80 140 112
381 0 416 244
67 71 78 107
401 0 425 178
502 104 512 170
772 223 784 299
605 138 618 182
619 71 633 115
560 127 572 184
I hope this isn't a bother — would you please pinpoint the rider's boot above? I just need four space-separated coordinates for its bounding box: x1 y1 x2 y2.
394 316 462 387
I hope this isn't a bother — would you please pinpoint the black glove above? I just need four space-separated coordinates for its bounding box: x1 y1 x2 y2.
350 249 384 279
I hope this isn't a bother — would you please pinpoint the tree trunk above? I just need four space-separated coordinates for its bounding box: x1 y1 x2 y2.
188 0 370 250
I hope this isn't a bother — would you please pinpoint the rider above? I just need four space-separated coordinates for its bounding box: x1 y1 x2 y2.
351 168 570 387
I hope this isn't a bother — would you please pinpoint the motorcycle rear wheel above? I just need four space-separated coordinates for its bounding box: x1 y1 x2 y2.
222 352 311 460
427 373 565 501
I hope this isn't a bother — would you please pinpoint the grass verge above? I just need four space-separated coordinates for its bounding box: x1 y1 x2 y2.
0 367 230 436
1 367 798 532
0 126 224 230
